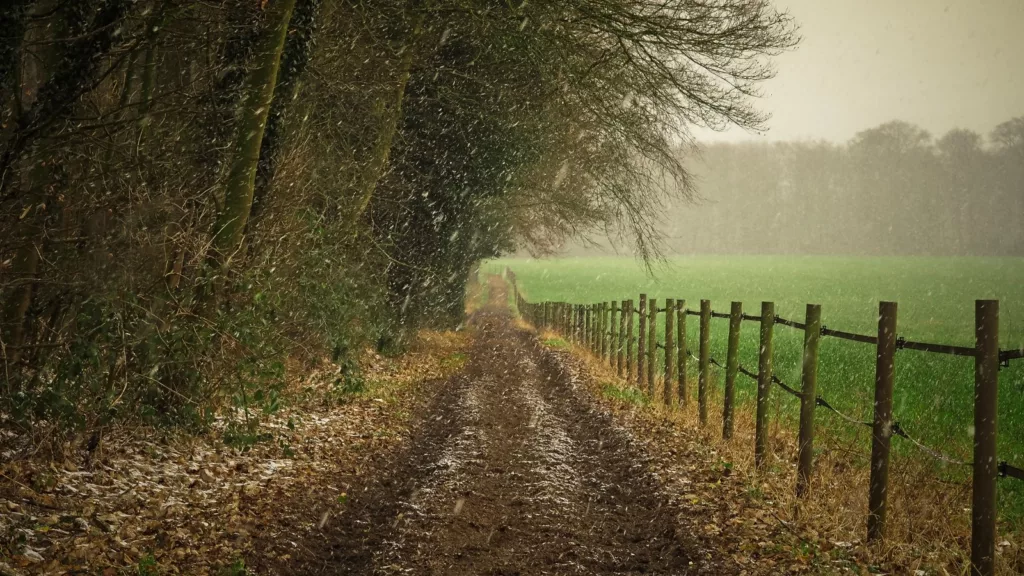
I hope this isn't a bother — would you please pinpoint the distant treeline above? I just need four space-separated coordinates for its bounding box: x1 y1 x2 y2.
667 119 1024 256
575 119 1024 257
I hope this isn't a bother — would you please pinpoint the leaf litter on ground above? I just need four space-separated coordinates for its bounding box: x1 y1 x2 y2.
0 330 469 575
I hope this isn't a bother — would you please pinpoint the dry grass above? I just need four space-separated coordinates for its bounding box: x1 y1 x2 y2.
543 332 1023 575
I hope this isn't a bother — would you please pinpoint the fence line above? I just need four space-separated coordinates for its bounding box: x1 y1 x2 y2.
505 267 1021 576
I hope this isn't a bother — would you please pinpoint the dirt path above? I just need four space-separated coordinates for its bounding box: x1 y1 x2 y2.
321 278 720 576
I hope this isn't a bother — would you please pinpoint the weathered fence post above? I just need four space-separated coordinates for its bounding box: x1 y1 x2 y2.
677 300 687 407
602 302 607 358
723 301 742 439
618 300 627 377
610 301 618 366
585 305 592 350
664 298 675 406
608 301 614 365
626 299 635 383
576 305 583 344
638 294 648 389
587 304 593 352
585 303 593 348
698 299 711 425
577 305 584 344
648 298 657 397
755 301 775 468
868 301 897 541
797 303 822 497
971 300 999 576
601 302 609 361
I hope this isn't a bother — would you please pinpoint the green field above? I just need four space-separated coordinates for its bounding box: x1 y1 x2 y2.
486 256 1024 521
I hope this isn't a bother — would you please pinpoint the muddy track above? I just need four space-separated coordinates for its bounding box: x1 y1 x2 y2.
323 284 714 575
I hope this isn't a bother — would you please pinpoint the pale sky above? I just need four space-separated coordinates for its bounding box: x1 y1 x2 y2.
695 0 1024 143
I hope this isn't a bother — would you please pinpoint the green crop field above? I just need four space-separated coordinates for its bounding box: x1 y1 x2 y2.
485 255 1024 522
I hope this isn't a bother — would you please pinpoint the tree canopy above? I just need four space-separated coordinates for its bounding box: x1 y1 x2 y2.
0 0 795 432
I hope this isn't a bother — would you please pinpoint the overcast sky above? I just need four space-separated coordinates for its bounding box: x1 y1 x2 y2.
695 0 1024 143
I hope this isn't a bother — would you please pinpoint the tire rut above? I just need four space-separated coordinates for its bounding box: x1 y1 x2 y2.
327 300 708 575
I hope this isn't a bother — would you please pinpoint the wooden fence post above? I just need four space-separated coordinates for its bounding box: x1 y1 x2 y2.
599 302 605 356
585 305 593 350
868 301 897 541
664 298 675 406
971 300 999 576
585 305 592 350
584 304 590 351
638 294 648 389
797 303 822 497
610 302 618 368
755 301 775 468
618 300 627 377
723 301 742 439
677 300 687 407
648 298 657 397
601 302 609 361
602 301 610 362
698 299 711 425
577 305 584 344
577 303 585 342
626 299 635 383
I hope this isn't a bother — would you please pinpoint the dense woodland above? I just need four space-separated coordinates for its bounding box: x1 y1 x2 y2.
643 120 1024 256
0 1 795 436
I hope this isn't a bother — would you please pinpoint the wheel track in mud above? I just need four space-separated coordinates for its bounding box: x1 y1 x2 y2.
324 284 719 575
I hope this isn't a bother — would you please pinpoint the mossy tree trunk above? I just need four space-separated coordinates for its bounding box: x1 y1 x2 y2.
351 9 423 223
208 0 297 276
249 0 321 223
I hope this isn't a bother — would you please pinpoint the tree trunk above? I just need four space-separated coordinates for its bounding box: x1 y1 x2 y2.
249 0 321 223
351 10 423 224
136 1 174 144
208 0 298 270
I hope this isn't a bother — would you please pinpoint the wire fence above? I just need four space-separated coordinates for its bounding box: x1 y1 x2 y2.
507 268 1020 576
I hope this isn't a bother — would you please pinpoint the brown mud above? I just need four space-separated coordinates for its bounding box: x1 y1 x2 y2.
304 279 728 575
